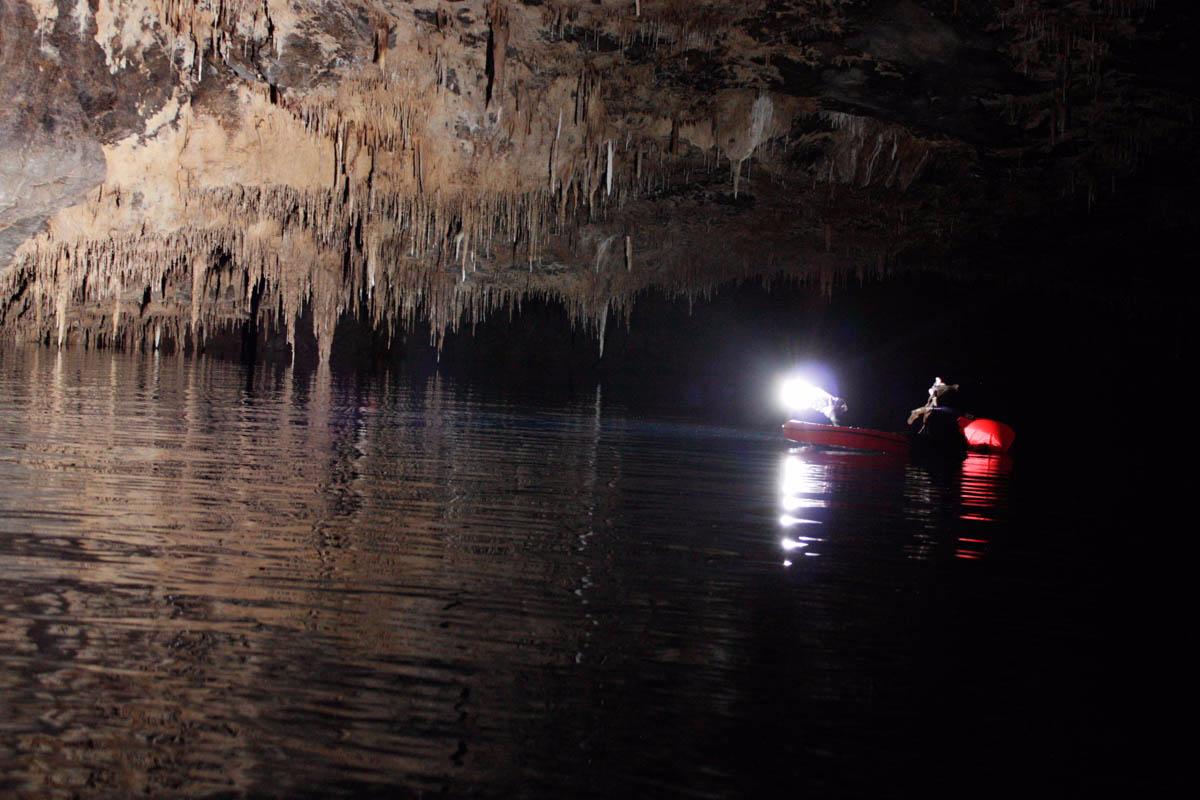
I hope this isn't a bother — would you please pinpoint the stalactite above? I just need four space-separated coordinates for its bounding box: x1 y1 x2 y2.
606 140 614 197
486 1 510 109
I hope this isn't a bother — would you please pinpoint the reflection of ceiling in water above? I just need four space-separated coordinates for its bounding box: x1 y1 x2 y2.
0 346 781 795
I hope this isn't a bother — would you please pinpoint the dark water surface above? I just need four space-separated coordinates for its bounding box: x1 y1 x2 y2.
0 347 1130 797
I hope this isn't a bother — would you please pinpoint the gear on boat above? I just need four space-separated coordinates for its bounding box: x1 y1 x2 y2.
780 375 1015 455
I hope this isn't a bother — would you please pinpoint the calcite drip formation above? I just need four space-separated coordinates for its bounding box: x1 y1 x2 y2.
0 0 1184 358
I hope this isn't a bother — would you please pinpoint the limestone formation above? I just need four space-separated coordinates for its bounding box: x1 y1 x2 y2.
0 1 1192 357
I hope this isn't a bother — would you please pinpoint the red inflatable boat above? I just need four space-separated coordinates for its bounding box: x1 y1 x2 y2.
781 420 911 455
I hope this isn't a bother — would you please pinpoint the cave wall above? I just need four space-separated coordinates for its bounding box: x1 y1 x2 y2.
0 1 1192 358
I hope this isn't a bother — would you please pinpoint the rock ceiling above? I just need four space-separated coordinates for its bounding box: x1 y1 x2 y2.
0 0 1192 356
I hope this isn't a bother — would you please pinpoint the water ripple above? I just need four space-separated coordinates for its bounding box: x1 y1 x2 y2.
0 347 1043 798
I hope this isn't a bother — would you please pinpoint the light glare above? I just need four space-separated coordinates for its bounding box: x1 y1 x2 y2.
779 378 830 412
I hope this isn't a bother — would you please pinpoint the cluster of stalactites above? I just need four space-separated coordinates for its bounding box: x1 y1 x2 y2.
536 0 730 54
0 235 661 360
1 41 746 357
820 112 937 191
5 2 929 357
0 167 675 358
0 89 921 358
0 133 847 359
998 0 1150 87
154 0 281 82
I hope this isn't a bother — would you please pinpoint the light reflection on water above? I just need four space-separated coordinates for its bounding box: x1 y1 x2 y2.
778 448 1013 567
0 347 1038 797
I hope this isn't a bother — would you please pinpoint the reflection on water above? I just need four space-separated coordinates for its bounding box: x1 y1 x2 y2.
960 453 1013 522
955 453 1013 560
0 346 1099 797
778 453 828 563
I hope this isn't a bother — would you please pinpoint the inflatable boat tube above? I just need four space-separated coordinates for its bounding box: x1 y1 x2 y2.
782 420 911 455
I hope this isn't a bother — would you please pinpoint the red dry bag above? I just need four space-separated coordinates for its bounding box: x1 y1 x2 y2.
957 417 1016 453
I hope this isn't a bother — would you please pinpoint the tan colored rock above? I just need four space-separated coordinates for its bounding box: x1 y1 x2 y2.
0 0 1189 356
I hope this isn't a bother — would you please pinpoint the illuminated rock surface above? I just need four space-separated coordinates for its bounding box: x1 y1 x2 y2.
1 1 1193 356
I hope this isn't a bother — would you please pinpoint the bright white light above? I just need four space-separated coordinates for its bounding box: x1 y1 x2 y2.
781 455 805 495
780 538 810 551
779 378 831 412
782 455 801 494
779 514 822 527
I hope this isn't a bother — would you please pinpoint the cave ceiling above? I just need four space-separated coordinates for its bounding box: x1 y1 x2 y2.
0 0 1193 355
